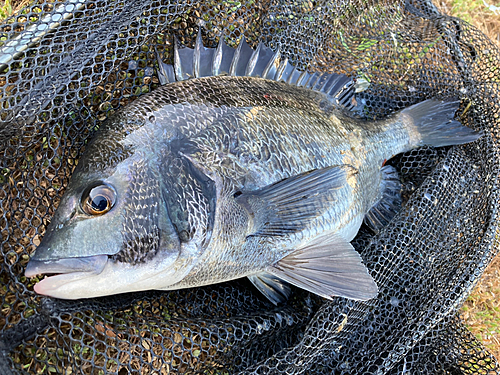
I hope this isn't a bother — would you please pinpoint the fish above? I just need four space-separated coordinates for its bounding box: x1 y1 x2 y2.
24 31 481 304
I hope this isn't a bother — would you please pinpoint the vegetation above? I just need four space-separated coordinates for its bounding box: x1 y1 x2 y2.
0 1 29 19
445 0 499 44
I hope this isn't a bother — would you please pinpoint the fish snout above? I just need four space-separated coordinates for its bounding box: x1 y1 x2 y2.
25 254 108 277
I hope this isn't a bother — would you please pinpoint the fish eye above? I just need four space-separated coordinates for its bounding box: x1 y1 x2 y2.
81 183 116 216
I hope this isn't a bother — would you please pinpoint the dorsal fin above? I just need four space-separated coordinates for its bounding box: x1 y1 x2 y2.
229 36 254 76
156 28 367 111
193 28 215 78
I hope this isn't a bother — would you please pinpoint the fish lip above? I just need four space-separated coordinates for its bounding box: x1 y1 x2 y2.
33 272 99 298
27 250 185 299
25 254 108 278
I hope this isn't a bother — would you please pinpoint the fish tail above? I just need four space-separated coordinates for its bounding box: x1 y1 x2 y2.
403 99 482 148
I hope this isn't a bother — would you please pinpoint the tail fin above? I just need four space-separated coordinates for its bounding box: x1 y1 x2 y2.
403 99 482 147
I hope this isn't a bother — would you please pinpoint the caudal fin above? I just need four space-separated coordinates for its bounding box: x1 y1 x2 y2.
403 99 482 148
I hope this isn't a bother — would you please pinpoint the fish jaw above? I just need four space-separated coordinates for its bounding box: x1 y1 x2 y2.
25 255 108 278
26 250 188 299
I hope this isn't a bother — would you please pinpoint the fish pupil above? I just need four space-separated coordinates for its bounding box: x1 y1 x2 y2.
91 195 108 211
81 183 116 215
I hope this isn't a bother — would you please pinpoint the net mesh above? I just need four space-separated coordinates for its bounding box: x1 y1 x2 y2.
1 0 499 373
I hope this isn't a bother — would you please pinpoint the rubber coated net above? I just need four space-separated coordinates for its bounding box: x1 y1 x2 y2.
0 0 499 374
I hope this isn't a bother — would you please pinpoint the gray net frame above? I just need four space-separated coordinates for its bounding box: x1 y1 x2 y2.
0 0 499 374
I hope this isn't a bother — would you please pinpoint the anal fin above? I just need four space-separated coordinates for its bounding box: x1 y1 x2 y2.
364 165 402 233
248 273 291 305
269 234 378 301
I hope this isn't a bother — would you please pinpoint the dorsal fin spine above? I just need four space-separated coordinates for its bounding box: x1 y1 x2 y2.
156 30 363 111
155 45 176 85
296 71 308 87
275 58 288 81
193 29 203 78
286 66 297 85
245 42 262 76
212 36 224 76
306 72 320 89
173 36 184 81
323 75 340 94
262 49 280 79
229 36 244 76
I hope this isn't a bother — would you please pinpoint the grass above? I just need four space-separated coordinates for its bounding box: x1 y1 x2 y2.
0 0 30 19
439 0 500 47
461 257 500 359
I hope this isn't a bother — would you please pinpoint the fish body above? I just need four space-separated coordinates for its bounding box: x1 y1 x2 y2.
25 36 480 303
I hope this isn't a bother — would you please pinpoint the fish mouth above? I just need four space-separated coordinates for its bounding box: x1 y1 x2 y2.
25 255 108 296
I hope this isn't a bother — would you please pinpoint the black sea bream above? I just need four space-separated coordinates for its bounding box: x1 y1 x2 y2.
25 32 481 303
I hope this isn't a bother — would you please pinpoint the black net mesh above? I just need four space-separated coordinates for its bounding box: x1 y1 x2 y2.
1 0 499 373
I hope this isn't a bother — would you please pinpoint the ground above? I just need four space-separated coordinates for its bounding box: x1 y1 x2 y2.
2 0 500 361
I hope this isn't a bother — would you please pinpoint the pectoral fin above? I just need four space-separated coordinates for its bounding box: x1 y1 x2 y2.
268 234 378 301
236 165 357 237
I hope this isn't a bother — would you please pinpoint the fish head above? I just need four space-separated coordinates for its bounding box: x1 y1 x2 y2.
25 135 189 299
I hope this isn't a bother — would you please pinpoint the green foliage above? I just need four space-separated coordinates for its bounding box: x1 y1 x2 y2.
448 0 484 24
0 0 13 20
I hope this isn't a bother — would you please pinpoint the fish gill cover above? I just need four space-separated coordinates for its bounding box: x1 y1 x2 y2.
0 0 499 374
